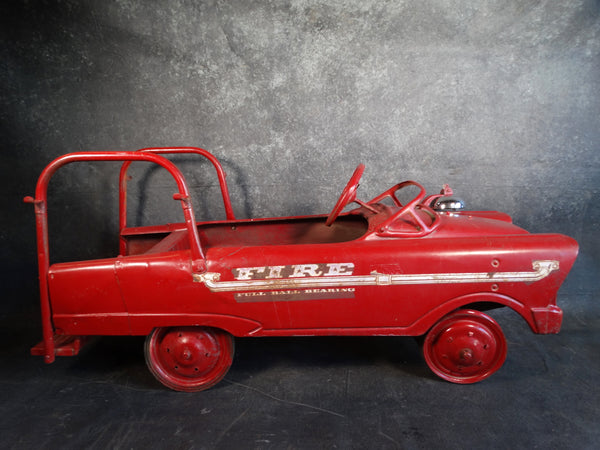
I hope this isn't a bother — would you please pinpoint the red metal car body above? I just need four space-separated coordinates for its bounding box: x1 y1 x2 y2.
25 148 578 391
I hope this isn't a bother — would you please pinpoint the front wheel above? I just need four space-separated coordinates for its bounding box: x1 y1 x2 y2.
145 326 234 392
423 309 507 384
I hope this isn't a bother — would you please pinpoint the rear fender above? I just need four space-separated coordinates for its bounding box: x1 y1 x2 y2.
129 313 263 337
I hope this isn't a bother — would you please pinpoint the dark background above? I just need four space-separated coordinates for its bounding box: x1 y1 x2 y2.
1 1 599 448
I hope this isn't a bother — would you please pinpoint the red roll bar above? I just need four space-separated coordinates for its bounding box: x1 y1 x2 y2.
117 147 235 256
24 151 207 363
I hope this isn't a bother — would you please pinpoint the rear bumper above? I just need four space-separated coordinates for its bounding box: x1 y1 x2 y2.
31 335 91 360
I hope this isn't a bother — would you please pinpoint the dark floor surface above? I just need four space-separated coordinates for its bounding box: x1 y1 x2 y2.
1 291 598 450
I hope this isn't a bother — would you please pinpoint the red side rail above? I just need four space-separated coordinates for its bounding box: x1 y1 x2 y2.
24 152 206 363
118 147 235 255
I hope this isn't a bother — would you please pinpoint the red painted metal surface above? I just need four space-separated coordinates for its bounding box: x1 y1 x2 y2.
26 151 579 389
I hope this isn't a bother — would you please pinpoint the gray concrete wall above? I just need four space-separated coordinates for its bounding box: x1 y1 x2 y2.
2 1 599 307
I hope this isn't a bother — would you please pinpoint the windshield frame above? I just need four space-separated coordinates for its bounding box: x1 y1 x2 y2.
367 180 441 237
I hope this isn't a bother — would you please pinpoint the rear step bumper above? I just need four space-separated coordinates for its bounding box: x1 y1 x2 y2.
31 335 91 359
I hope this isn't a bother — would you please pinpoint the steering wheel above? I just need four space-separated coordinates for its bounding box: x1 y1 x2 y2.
325 164 365 226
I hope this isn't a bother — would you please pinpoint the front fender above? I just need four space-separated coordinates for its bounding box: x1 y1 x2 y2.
409 292 546 335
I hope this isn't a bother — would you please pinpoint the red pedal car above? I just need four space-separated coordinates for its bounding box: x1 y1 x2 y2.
25 148 578 390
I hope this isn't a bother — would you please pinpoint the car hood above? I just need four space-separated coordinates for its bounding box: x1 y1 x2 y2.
431 211 530 238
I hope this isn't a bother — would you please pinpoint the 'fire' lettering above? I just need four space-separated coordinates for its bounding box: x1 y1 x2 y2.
290 264 323 278
324 263 355 276
232 263 355 280
234 267 265 280
265 266 285 279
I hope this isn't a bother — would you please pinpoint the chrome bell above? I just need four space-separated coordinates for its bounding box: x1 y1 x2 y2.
433 197 465 211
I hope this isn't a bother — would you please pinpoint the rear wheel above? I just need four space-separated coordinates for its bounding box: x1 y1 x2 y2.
423 309 507 384
145 326 234 392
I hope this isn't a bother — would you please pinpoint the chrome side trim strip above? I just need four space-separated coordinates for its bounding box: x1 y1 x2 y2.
193 260 559 293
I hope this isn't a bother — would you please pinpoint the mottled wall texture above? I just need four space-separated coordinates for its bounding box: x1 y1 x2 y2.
2 1 599 310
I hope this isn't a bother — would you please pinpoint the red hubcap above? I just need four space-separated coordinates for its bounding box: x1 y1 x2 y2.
155 329 220 378
424 310 507 384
